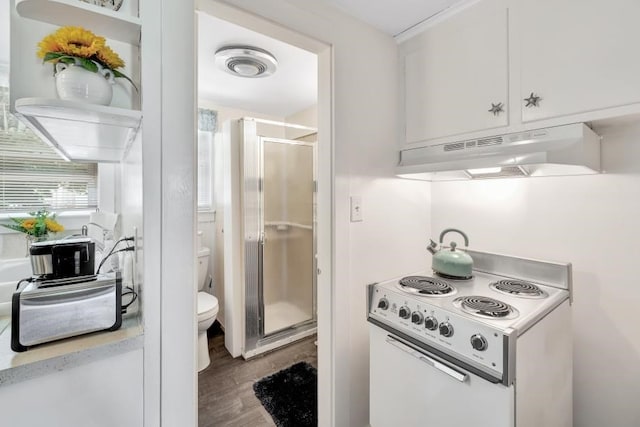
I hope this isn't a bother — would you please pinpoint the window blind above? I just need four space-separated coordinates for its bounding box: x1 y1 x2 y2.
197 130 213 211
0 87 98 213
197 108 217 212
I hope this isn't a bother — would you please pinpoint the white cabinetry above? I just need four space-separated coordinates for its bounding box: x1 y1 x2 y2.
401 0 640 147
514 0 640 123
0 349 143 427
402 0 508 144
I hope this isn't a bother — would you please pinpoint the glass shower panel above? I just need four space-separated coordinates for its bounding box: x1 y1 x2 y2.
262 139 315 335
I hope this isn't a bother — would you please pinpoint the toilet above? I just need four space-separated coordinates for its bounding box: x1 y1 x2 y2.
197 240 218 372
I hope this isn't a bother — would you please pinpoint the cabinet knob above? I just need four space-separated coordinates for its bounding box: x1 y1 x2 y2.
488 102 504 116
524 92 541 107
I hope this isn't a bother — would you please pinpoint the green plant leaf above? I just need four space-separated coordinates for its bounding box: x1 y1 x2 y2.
112 69 139 92
78 58 99 73
1 223 24 233
43 52 64 63
60 56 76 65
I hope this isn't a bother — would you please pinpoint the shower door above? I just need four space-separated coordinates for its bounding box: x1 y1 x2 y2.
244 128 317 354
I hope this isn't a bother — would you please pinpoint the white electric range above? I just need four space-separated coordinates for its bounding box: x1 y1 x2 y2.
367 250 573 427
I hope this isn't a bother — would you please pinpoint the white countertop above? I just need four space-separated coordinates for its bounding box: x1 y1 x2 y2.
0 314 143 387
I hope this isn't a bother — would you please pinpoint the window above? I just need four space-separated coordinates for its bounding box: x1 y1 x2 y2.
197 130 213 211
197 108 217 212
0 87 98 213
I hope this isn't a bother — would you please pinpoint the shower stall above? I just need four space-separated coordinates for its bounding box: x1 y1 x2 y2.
222 118 317 358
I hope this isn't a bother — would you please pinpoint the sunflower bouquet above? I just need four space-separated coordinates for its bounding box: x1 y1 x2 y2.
38 26 136 89
2 209 64 239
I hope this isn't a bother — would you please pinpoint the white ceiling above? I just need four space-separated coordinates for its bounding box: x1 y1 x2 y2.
319 0 466 36
197 12 317 118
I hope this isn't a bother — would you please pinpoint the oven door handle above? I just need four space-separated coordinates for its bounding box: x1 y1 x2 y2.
385 335 468 383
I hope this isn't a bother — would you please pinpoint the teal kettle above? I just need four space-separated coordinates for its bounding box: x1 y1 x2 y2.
427 229 473 279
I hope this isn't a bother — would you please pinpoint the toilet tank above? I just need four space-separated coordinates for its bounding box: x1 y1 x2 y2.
197 247 210 291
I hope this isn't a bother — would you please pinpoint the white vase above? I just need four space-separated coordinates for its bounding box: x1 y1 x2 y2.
55 62 115 106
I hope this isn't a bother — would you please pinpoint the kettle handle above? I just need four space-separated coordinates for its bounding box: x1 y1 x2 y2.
439 228 469 247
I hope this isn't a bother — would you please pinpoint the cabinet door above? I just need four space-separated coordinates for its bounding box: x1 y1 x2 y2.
517 0 640 122
403 0 509 144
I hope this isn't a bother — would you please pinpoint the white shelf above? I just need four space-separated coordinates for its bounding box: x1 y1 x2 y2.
16 0 141 46
15 97 142 163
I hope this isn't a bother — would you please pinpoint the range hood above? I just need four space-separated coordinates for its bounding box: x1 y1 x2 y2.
397 123 601 181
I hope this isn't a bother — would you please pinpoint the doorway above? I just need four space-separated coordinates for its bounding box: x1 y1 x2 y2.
199 0 333 424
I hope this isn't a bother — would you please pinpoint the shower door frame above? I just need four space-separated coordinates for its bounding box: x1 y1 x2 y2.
242 119 318 357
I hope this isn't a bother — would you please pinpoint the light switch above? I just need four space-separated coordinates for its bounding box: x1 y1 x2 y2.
350 196 363 222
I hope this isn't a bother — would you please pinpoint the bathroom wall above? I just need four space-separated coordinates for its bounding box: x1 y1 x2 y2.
285 104 318 140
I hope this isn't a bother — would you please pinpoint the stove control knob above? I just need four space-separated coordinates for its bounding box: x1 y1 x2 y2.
471 334 488 351
439 322 454 337
424 316 438 331
377 298 389 310
411 311 424 325
398 306 411 319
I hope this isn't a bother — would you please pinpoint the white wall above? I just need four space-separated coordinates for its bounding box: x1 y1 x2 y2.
285 104 317 140
119 132 143 314
286 105 317 128
430 122 640 427
0 349 143 426
211 2 431 425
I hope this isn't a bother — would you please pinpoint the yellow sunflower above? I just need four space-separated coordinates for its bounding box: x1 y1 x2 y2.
45 218 65 233
96 45 125 70
37 33 62 59
21 218 36 230
47 26 105 59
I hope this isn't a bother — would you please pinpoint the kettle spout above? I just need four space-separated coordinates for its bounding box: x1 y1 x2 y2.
427 239 438 254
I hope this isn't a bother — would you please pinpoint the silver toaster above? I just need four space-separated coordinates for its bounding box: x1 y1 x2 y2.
11 273 122 352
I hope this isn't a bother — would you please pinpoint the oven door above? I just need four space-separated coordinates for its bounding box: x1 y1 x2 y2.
369 324 514 427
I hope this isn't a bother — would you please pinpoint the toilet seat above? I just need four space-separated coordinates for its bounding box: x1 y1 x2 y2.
197 292 219 323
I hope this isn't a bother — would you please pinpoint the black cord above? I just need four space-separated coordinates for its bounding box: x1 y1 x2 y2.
96 236 135 274
121 285 138 313
96 237 125 273
15 277 32 290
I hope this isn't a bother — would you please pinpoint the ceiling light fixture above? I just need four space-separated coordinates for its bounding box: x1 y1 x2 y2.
214 45 278 78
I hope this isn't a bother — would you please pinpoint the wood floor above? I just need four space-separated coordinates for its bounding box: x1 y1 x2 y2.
198 330 318 427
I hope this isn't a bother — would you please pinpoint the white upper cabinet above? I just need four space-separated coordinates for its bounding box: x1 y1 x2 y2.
514 0 640 123
401 0 640 147
402 0 509 144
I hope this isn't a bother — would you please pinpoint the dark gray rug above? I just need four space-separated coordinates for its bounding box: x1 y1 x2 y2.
253 361 317 427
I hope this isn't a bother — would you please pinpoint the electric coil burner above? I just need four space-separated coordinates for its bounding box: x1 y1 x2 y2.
367 250 573 427
489 279 547 298
453 295 518 319
398 276 455 296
